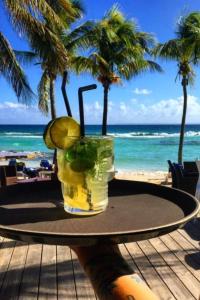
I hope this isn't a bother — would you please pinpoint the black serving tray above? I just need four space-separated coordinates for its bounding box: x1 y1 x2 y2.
0 179 198 246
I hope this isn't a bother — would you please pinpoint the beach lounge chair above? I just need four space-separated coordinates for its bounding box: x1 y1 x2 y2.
183 161 198 173
167 160 198 195
8 158 16 167
167 160 178 188
40 159 52 170
9 158 26 172
23 167 39 178
0 165 17 186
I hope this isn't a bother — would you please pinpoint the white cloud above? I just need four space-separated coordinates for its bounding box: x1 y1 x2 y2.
1 95 200 124
119 102 127 115
65 95 200 124
0 101 49 124
107 94 200 124
94 101 101 110
133 88 152 95
131 98 138 104
84 100 103 123
0 102 27 109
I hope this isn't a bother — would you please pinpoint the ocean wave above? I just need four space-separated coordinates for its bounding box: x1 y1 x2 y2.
3 135 42 139
160 140 200 145
109 131 200 138
4 131 41 135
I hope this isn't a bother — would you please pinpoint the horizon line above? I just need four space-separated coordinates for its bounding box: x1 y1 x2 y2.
1 123 200 126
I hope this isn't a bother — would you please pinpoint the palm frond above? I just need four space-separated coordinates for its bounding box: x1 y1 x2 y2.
72 56 98 75
14 50 37 65
62 21 95 50
145 60 163 73
152 39 182 60
4 0 71 30
177 12 200 64
104 4 124 25
4 0 69 70
46 0 84 25
38 70 50 115
26 26 68 73
0 32 34 103
178 12 200 38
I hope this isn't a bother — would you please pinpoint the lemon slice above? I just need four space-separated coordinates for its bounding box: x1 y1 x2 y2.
43 119 56 149
50 116 80 149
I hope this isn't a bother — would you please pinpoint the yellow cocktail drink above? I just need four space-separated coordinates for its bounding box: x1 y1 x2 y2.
57 136 114 215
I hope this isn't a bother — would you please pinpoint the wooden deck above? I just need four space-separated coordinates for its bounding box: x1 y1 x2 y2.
0 218 199 300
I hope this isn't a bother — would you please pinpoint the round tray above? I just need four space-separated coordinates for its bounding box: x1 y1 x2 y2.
0 179 199 246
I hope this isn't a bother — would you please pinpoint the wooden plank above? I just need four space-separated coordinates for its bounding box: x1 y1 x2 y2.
172 230 199 251
18 243 42 300
150 236 200 299
38 244 57 300
183 220 200 242
170 231 200 271
0 235 4 243
138 239 196 300
119 244 145 281
178 228 200 250
57 245 77 300
161 233 200 281
125 242 175 300
0 238 16 291
71 249 96 300
0 241 28 299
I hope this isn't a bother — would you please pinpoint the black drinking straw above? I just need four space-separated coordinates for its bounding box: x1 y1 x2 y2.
78 84 97 137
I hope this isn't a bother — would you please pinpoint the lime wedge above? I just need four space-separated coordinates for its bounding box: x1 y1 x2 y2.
50 117 80 149
43 119 56 149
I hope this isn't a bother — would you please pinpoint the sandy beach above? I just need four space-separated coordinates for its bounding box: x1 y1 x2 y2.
115 170 169 185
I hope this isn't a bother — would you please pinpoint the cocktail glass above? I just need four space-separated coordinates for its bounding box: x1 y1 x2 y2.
57 136 114 215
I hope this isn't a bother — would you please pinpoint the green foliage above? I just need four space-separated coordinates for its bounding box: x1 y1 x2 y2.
74 5 161 86
0 32 34 103
153 11 200 164
38 70 50 115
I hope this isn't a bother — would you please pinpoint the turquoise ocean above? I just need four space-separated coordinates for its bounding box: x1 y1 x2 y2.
0 124 200 172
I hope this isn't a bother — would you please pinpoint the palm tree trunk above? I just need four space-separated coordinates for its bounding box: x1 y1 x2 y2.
49 77 57 168
61 71 72 117
50 78 56 119
102 82 110 135
178 76 188 164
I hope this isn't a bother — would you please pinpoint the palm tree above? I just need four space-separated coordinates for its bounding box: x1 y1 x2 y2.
36 0 84 119
0 32 33 103
153 12 200 164
3 0 78 118
1 0 75 105
74 6 162 135
61 20 95 117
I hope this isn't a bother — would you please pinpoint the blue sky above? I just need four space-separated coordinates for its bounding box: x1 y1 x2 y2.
1 0 200 124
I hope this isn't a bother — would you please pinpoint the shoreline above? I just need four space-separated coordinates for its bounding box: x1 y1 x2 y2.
115 170 169 185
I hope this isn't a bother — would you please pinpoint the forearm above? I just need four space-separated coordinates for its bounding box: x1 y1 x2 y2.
72 244 159 300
